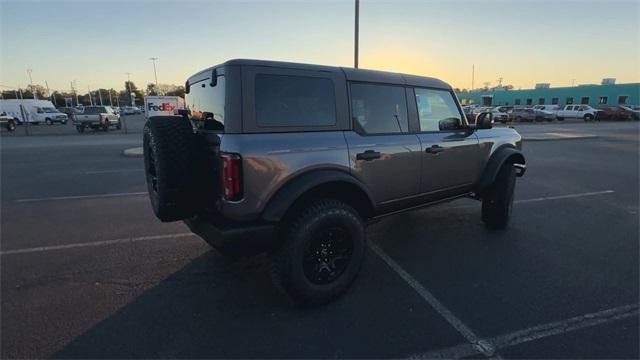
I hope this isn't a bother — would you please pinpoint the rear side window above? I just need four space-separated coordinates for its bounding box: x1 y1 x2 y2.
350 83 408 135
255 74 336 127
186 75 225 130
414 88 462 132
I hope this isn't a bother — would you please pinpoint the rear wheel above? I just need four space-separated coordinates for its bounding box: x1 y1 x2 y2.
482 163 516 230
143 116 198 222
45 118 52 125
7 120 16 131
584 114 594 122
557 116 564 121
270 198 366 307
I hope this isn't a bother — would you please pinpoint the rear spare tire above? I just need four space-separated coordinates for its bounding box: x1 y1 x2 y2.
143 116 198 222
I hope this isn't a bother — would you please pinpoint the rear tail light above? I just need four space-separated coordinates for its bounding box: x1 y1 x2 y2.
220 153 242 201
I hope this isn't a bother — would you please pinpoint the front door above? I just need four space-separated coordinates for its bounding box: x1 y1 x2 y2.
345 83 421 204
412 87 482 193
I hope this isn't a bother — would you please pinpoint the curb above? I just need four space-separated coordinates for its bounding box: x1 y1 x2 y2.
123 147 143 157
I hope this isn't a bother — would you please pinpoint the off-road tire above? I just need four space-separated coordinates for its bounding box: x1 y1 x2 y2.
270 199 366 307
482 163 516 230
143 116 197 222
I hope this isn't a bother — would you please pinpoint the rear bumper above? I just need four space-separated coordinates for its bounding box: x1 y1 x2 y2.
184 215 277 252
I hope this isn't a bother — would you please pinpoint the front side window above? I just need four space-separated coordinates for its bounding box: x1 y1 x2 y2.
350 83 408 135
186 75 225 130
255 74 336 127
415 88 463 132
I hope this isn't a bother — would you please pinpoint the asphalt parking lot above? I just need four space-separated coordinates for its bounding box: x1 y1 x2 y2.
1 121 638 358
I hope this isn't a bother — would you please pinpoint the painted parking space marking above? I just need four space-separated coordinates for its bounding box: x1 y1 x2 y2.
15 191 147 203
84 169 143 175
0 233 194 256
414 303 639 359
370 243 497 357
446 190 616 210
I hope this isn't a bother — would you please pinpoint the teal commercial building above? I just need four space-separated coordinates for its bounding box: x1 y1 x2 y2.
457 83 639 108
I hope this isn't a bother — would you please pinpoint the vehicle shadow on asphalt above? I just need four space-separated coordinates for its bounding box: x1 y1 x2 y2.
52 235 464 359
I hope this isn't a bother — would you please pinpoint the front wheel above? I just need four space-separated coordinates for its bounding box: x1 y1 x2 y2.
7 120 16 131
270 199 366 307
45 118 52 125
482 163 516 230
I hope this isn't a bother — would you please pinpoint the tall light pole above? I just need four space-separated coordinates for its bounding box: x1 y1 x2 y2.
27 68 36 99
354 0 359 68
125 72 133 106
149 57 159 90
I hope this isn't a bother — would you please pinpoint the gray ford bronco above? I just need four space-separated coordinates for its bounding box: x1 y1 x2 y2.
143 59 526 306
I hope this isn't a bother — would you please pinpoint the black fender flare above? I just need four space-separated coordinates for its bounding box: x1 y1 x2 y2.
261 169 375 222
475 146 526 194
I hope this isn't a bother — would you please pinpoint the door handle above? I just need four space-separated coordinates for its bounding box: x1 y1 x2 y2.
425 145 445 154
356 150 381 161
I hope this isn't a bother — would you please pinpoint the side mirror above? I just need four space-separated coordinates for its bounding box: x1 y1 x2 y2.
475 111 493 129
438 117 463 131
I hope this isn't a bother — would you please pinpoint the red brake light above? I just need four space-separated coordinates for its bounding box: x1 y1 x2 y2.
220 153 242 201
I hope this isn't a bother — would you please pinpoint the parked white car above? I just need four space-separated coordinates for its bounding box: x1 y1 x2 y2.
532 105 559 121
556 104 599 121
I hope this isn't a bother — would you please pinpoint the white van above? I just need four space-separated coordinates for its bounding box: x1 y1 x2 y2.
0 99 68 124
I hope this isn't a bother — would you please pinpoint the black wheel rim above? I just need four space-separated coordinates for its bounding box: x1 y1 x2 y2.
303 226 353 285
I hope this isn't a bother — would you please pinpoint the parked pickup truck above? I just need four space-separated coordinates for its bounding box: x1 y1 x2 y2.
555 104 598 121
73 106 121 132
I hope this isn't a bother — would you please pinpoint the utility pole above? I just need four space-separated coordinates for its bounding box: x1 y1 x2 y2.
354 0 359 68
88 85 93 106
45 80 52 103
571 78 576 86
149 57 159 89
125 72 133 106
98 89 103 105
471 64 475 90
109 88 113 106
27 68 36 99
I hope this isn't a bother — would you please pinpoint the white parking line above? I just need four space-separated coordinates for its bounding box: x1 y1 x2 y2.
84 169 143 175
15 191 147 203
0 233 194 256
515 190 615 204
414 303 639 359
370 243 497 357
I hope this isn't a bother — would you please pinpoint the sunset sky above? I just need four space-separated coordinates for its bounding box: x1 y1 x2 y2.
1 0 638 92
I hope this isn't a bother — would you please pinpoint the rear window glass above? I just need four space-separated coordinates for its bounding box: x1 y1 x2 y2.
255 74 336 127
186 75 225 131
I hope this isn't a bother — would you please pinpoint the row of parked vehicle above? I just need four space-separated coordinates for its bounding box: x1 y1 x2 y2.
0 99 147 132
463 104 640 123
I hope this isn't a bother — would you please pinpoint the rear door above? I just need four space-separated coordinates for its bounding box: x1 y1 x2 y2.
411 87 482 193
344 82 421 204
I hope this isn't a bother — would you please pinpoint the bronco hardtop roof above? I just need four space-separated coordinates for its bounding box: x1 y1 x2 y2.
187 59 451 90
